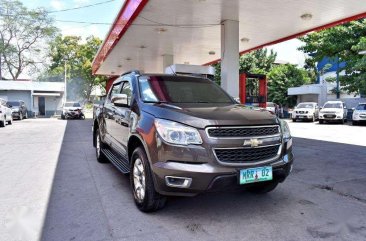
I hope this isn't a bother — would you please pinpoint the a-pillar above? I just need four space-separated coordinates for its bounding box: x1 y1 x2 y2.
221 20 239 98
162 54 174 73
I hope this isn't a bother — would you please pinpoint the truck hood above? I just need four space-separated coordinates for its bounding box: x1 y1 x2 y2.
142 103 278 129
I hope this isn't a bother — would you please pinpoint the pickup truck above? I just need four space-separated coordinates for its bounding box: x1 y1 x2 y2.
93 71 294 212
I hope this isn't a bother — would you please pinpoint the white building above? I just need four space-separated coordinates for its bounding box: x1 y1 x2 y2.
288 71 366 108
0 80 65 117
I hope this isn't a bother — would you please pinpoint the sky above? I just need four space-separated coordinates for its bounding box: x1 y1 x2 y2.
18 0 306 73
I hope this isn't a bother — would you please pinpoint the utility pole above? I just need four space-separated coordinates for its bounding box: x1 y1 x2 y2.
0 53 2 80
336 55 340 99
64 61 67 103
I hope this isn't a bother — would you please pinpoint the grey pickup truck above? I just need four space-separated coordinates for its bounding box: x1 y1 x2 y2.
93 70 294 212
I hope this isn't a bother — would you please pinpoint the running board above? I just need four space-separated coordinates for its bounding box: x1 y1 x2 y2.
101 148 130 174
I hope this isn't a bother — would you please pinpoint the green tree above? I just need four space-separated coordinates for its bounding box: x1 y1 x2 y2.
0 0 58 79
299 19 366 95
42 35 107 101
268 64 311 107
213 49 277 85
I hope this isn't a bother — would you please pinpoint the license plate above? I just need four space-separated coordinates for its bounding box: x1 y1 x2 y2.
239 166 273 184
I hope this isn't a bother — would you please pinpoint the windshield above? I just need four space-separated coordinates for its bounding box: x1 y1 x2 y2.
65 102 81 107
297 103 314 108
7 101 20 106
323 103 342 109
266 102 275 107
356 104 366 110
138 76 234 104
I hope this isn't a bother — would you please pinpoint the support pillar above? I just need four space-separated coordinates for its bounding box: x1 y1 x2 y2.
221 20 239 98
162 54 174 73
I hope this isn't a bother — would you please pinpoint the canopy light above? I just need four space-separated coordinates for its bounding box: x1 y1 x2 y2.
301 13 313 20
241 37 250 43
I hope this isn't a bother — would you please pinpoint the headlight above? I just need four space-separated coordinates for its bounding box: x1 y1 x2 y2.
155 119 202 145
280 120 291 141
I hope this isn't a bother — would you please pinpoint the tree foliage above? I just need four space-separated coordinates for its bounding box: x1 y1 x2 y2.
299 19 366 95
213 49 277 84
41 35 107 101
268 64 311 107
0 0 58 79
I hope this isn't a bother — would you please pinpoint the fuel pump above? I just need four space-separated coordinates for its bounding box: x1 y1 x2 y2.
239 73 267 108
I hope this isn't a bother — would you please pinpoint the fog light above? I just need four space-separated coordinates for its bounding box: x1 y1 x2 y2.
165 176 192 188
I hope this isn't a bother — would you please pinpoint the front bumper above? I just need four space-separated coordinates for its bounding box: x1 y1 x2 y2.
319 114 343 121
150 134 294 196
12 111 20 118
353 114 366 121
293 114 313 120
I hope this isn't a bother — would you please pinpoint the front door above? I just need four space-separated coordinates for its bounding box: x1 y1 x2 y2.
38 97 45 116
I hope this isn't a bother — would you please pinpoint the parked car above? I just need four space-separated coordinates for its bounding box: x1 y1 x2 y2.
266 102 277 115
292 102 319 122
93 71 294 212
61 102 84 120
0 98 13 127
352 103 366 125
319 101 347 124
7 100 28 120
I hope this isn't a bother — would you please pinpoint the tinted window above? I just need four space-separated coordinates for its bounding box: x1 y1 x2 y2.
297 103 314 108
356 104 366 110
7 101 20 106
65 102 81 107
121 81 133 106
323 103 342 109
138 76 233 104
109 82 122 101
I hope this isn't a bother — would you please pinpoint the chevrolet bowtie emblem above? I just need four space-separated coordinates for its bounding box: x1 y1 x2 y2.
243 138 263 147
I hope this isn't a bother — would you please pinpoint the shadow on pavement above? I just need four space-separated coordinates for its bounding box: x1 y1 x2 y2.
40 120 366 241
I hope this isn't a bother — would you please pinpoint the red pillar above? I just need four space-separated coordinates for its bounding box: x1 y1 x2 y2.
239 73 246 104
258 76 267 108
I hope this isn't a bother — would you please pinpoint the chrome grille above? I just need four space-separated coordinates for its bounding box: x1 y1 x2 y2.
214 145 279 163
207 125 279 138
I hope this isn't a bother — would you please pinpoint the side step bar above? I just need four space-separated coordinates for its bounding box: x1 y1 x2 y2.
101 148 130 174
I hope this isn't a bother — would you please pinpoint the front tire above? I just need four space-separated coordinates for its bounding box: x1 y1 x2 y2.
95 130 108 163
319 120 324 124
292 119 296 122
246 181 278 194
352 121 358 126
130 147 166 212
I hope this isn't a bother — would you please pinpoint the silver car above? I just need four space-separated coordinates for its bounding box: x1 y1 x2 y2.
0 98 13 127
352 103 366 125
292 102 319 122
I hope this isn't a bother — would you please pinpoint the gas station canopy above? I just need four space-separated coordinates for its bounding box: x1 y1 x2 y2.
92 0 366 77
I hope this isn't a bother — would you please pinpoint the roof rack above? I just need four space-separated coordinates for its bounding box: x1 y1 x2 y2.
121 70 141 76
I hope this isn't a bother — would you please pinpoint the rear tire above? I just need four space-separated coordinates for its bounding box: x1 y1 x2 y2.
130 147 166 212
61 114 65 120
0 118 5 127
95 130 109 163
340 118 345 124
7 116 12 125
246 181 278 194
24 112 28 119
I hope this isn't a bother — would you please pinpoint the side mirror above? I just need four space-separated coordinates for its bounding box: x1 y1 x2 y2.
111 94 128 107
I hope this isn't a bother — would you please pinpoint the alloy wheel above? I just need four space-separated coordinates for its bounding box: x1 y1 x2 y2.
133 158 146 202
